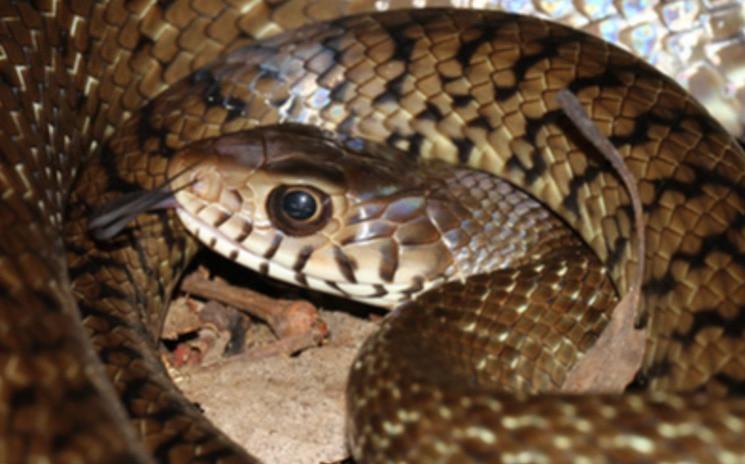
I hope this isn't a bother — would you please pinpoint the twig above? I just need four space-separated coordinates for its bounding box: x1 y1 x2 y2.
555 89 647 393
181 270 328 352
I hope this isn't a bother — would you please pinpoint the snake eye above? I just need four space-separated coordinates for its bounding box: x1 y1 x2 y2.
267 185 331 236
282 189 317 221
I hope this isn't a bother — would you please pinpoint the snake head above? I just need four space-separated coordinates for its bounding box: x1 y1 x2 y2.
164 125 472 307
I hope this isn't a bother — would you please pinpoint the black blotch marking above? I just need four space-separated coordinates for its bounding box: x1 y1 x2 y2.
270 96 289 108
263 234 283 259
452 94 473 108
554 111 612 217
468 115 492 131
191 70 245 121
385 130 407 148
419 102 444 121
407 132 424 156
400 277 424 298
293 245 315 273
560 167 599 218
329 81 351 102
135 101 174 157
318 31 356 104
75 89 86 111
605 234 628 273
455 26 495 69
211 210 231 228
259 262 269 275
453 137 474 164
10 387 36 407
378 248 398 284
325 280 348 296
606 110 657 148
505 148 547 187
224 96 246 121
644 175 745 293
503 112 561 185
234 221 253 242
491 33 577 102
333 246 358 283
628 361 671 389
133 35 154 54
713 373 745 395
204 77 223 106
31 288 67 318
295 272 308 287
371 21 419 105
373 73 408 105
157 0 176 9
77 300 138 332
369 284 388 298
566 71 623 96
189 68 213 85
439 74 460 85
672 305 745 345
58 29 68 56
643 272 677 298
98 144 145 194
67 234 132 278
650 163 745 205
67 245 127 280
385 131 423 155
383 20 418 64
228 249 239 261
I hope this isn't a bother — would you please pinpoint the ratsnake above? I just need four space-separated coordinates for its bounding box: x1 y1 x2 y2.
2 1 745 463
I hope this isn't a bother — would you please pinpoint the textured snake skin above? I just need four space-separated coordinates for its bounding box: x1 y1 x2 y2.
1 1 744 463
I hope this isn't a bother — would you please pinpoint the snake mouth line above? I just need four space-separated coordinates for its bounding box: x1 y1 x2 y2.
174 205 433 308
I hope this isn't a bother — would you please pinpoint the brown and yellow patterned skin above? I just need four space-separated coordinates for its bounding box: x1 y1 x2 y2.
1 1 745 463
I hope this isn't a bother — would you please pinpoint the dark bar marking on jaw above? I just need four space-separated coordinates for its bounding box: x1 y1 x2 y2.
333 246 358 284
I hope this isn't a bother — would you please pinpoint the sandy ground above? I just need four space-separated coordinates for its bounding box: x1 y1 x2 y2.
170 303 377 463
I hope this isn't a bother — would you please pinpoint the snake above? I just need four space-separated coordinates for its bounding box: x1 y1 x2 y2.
2 1 745 463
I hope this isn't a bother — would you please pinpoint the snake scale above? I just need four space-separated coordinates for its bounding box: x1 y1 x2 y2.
2 0 745 463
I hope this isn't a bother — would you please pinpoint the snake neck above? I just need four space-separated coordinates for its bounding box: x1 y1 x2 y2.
438 167 589 282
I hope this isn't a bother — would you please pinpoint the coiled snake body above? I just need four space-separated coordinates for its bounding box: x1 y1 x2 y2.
2 1 745 463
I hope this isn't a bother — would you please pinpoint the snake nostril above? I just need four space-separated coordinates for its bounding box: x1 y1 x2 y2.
191 171 222 202
193 180 208 196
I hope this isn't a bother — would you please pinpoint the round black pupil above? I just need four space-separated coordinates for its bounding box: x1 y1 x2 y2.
281 190 317 221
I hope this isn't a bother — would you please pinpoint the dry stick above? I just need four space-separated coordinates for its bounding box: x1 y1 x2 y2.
181 271 328 357
555 89 647 393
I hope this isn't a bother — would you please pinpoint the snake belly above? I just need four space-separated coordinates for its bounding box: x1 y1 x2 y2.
1 1 745 464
